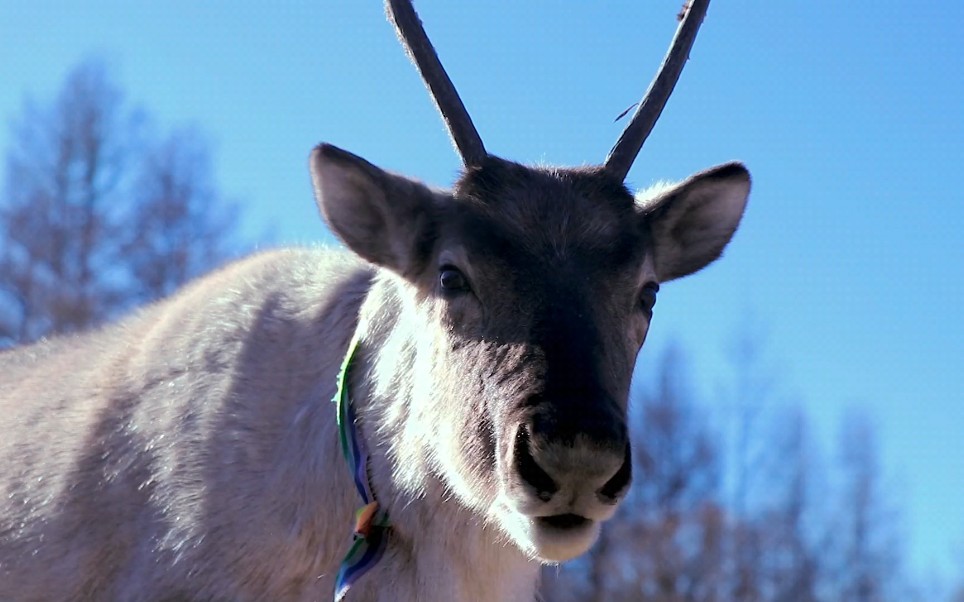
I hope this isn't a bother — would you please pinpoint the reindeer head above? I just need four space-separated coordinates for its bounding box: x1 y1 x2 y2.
310 0 747 563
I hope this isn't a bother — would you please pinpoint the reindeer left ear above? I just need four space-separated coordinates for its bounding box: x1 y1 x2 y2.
637 162 750 282
310 143 439 278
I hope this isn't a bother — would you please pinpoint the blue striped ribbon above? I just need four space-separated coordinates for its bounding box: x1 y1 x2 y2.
333 335 391 601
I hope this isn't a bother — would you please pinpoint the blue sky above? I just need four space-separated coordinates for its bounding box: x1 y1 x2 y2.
2 0 961 583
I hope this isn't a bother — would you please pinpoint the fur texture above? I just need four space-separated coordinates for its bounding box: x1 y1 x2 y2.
0 146 749 601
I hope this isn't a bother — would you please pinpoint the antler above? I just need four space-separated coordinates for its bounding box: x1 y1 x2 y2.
386 0 487 167
604 0 711 181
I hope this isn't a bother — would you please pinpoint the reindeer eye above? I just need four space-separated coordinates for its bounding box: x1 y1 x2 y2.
640 282 659 314
439 266 469 293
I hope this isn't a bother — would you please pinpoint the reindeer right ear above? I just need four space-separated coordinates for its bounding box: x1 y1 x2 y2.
638 162 750 282
310 144 438 276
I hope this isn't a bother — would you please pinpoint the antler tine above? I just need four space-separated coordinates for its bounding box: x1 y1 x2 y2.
604 0 711 181
386 0 487 167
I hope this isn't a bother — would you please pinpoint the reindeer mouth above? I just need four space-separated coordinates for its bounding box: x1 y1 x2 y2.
537 513 590 531
526 512 599 562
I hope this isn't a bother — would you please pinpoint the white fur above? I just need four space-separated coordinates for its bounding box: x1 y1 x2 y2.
0 151 749 601
0 248 540 601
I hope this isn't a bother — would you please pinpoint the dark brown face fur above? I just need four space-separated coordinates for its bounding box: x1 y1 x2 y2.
409 157 657 560
444 157 650 431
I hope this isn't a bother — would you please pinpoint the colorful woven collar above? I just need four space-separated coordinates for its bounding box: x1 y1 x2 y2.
333 335 391 602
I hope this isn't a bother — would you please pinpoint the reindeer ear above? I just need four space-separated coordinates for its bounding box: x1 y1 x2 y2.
638 162 750 282
310 144 438 276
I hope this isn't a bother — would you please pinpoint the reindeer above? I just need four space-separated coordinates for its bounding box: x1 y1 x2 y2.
0 1 748 600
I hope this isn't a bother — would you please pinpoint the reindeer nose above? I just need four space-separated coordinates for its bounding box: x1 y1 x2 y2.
596 444 632 502
513 426 559 502
513 414 632 504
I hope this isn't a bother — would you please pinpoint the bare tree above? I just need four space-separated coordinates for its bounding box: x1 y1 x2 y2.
758 407 823 602
828 410 904 602
0 60 239 346
122 129 237 303
0 61 136 342
718 320 778 602
626 344 724 602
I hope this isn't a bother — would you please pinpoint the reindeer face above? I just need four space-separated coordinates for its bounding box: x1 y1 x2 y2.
423 160 648 560
311 146 749 561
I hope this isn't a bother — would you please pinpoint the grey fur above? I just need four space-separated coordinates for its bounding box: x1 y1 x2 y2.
0 146 749 601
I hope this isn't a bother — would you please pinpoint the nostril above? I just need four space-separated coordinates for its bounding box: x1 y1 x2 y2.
597 444 632 502
514 426 558 501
